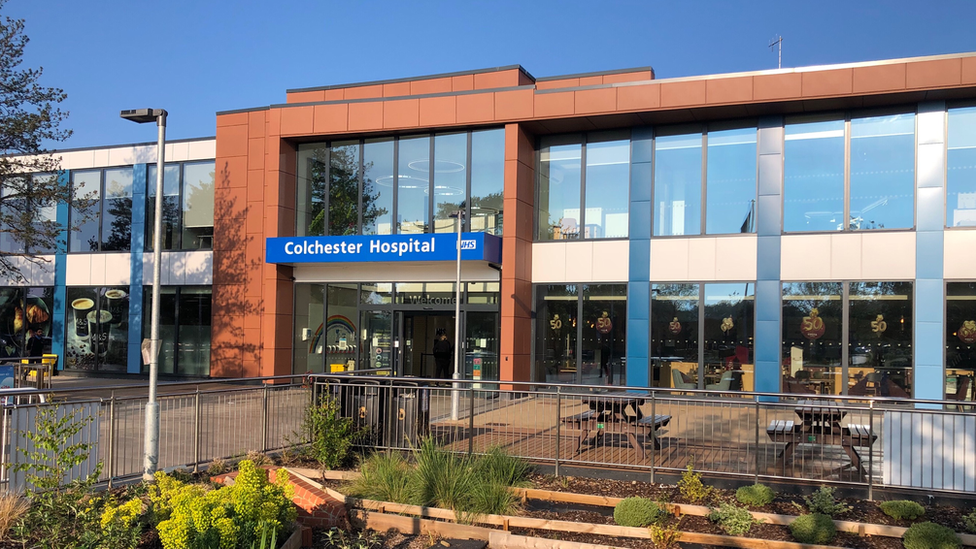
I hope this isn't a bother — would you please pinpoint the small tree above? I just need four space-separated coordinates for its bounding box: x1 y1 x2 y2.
299 391 363 471
0 1 93 279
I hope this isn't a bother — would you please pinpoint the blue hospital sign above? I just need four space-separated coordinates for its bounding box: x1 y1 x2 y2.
266 232 502 264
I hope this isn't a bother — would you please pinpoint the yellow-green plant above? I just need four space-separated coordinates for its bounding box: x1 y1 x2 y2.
677 459 713 503
100 497 146 549
152 460 296 549
649 523 682 549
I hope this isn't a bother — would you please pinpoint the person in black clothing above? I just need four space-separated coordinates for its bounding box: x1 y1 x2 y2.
432 328 453 380
27 328 45 359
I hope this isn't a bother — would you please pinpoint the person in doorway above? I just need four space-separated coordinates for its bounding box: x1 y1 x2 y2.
27 328 44 359
432 328 453 381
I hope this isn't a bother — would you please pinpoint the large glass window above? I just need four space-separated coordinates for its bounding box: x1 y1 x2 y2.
784 112 916 232
784 119 845 232
703 283 754 392
146 162 216 251
537 139 581 240
0 175 59 254
654 132 702 236
298 129 502 237
0 177 27 253
849 114 915 230
947 107 976 227
470 129 505 235
70 171 101 252
433 133 467 233
101 168 132 251
583 136 630 239
848 282 913 397
146 164 180 250
65 286 129 372
534 285 578 383
142 286 212 376
581 284 627 385
947 282 976 402
651 284 700 388
0 287 54 359
706 128 757 234
782 282 844 395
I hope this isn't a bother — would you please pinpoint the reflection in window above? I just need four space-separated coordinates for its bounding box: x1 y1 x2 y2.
433 133 467 233
848 281 913 397
651 284 699 388
329 141 360 236
703 283 754 392
142 286 212 376
181 162 215 249
534 285 579 383
470 129 504 235
784 119 845 232
849 114 915 230
947 107 976 227
782 283 843 395
69 171 100 251
362 139 394 235
398 136 429 234
654 133 701 236
584 137 630 238
537 139 582 240
0 287 54 358
147 164 180 251
947 283 976 401
581 284 627 385
101 168 133 251
706 128 757 234
297 147 327 237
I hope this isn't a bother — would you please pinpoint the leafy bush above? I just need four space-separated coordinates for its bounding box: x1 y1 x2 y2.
300 392 363 471
151 460 297 549
880 500 926 521
100 497 146 549
0 492 28 541
677 459 713 503
963 509 976 534
708 503 757 536
9 403 104 549
348 452 413 504
803 486 852 517
735 484 775 507
789 513 836 545
649 523 682 549
613 497 665 527
902 522 961 549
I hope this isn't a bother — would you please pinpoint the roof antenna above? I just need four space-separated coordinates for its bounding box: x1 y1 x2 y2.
769 35 783 69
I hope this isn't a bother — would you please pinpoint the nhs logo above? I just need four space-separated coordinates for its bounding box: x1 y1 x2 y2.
459 239 477 250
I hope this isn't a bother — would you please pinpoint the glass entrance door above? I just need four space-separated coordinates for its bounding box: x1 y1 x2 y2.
397 312 456 379
465 311 498 382
360 311 393 373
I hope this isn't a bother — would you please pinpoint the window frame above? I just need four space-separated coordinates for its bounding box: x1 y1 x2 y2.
69 167 135 254
146 160 215 251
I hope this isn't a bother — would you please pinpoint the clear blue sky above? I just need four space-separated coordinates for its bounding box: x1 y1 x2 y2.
8 0 976 149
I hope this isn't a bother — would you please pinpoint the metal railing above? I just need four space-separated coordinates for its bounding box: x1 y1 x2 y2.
310 374 976 497
0 375 311 490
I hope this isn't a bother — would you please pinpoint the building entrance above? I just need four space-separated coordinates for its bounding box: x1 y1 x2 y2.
398 312 454 379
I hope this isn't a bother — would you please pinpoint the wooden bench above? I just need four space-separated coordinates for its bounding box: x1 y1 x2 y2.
637 414 672 451
841 424 878 475
561 410 671 460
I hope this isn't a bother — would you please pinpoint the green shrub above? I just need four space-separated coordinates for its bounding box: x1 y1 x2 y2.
880 500 926 521
902 522 961 549
468 480 523 518
99 497 146 549
473 446 532 487
613 497 665 527
649 523 682 549
677 459 713 503
348 452 413 504
409 437 474 511
803 486 852 517
963 509 976 534
708 503 757 536
300 392 364 471
152 460 297 549
735 484 775 507
789 513 836 545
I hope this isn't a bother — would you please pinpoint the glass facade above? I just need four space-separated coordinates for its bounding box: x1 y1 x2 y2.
946 282 976 401
947 106 976 227
142 286 212 376
784 112 916 232
782 283 844 395
654 132 702 236
297 128 504 237
848 282 913 397
0 287 54 358
146 161 216 251
65 286 130 372
537 132 629 240
534 284 627 385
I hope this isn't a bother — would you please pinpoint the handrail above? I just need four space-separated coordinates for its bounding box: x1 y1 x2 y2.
0 373 309 397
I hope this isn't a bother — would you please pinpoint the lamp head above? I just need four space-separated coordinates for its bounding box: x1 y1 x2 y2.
120 108 166 124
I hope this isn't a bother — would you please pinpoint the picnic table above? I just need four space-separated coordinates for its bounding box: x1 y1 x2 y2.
562 390 671 460
766 401 877 475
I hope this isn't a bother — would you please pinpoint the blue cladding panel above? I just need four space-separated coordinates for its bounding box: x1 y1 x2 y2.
758 117 784 154
630 162 652 203
629 282 649 320
758 154 783 197
630 200 651 240
127 164 147 374
755 320 780 363
756 236 781 281
915 321 942 363
757 194 782 236
914 363 943 400
915 278 943 323
916 187 944 231
917 143 945 189
916 232 943 280
754 360 781 393
626 319 649 388
755 280 781 322
631 128 654 164
51 172 70 370
629 241 649 282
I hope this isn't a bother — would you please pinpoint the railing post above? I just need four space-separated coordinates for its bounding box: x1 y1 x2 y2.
261 384 270 453
754 398 760 484
106 392 116 488
554 386 562 477
193 388 201 474
649 390 656 484
468 383 475 456
868 400 875 501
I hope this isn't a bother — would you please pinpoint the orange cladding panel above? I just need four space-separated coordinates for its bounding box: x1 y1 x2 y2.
853 63 907 94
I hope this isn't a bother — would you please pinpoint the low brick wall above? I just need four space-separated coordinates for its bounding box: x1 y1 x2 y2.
213 466 347 531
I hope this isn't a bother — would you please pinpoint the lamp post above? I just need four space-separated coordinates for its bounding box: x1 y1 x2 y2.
449 208 464 420
120 108 167 481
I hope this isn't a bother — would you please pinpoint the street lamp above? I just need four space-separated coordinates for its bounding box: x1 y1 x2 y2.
120 108 167 481
449 208 464 420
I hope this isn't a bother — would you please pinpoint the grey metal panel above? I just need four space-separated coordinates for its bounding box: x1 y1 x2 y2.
917 102 947 146
917 143 946 189
884 411 976 491
917 187 946 230
757 154 783 197
7 402 100 493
